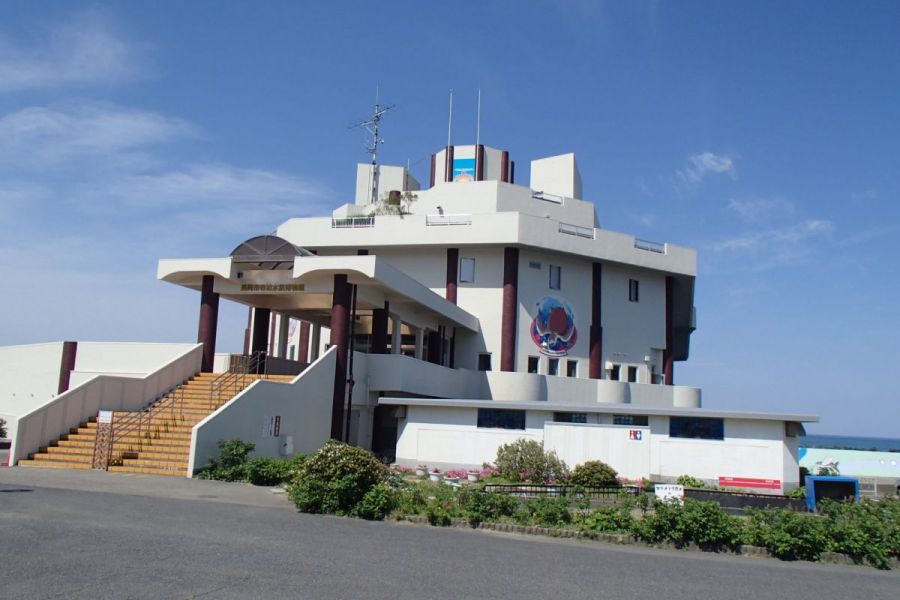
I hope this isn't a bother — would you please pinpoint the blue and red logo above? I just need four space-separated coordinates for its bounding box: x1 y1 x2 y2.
530 296 577 356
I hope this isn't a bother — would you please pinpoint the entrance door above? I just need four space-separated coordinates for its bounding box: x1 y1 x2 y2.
370 405 398 463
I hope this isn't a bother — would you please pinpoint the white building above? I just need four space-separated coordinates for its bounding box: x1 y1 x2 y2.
3 141 816 492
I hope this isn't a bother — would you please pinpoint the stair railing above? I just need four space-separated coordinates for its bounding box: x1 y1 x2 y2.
207 352 267 412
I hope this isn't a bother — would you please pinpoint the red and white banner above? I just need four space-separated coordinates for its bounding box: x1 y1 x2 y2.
718 477 781 490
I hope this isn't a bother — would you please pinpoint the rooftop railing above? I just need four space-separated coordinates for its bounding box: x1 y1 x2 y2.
426 213 473 226
532 191 565 205
331 216 375 229
558 221 595 239
634 238 667 254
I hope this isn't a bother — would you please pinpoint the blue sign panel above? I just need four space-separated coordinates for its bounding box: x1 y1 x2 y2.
452 158 476 181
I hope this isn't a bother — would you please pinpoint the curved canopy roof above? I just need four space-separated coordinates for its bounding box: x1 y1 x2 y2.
229 235 313 270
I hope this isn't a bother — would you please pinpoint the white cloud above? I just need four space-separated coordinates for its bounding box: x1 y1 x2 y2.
0 10 142 93
0 103 193 167
711 219 834 269
676 152 736 186
726 196 794 223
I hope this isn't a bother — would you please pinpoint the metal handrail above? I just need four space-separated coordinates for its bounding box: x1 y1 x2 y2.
208 351 267 412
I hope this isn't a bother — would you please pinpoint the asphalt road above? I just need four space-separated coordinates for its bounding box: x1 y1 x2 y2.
0 469 897 600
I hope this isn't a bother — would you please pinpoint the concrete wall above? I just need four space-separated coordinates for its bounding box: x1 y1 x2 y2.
70 342 199 386
188 347 337 475
544 422 651 480
9 344 202 466
530 153 582 200
0 342 65 417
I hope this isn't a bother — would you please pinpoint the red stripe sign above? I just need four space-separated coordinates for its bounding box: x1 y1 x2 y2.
718 477 781 490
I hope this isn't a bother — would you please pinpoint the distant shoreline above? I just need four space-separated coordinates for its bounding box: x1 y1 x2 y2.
802 434 899 453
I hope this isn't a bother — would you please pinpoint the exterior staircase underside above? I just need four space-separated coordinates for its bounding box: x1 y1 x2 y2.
17 372 295 477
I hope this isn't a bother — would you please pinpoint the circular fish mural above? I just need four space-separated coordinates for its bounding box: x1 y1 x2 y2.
530 296 578 356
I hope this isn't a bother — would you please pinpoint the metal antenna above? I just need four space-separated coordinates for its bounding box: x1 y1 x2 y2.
349 86 394 204
475 88 482 178
447 88 453 148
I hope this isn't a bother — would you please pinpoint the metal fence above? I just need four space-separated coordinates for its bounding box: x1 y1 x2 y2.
483 484 637 500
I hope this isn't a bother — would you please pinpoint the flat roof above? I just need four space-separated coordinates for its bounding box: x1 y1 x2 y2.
377 397 819 423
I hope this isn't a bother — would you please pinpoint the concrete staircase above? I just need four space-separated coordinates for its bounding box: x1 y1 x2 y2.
17 372 296 476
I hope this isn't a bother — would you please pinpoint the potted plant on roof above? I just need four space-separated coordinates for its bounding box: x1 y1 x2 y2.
429 467 443 483
444 468 465 485
467 468 481 483
415 464 428 477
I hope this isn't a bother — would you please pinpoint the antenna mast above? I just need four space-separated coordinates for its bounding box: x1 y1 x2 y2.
350 87 394 205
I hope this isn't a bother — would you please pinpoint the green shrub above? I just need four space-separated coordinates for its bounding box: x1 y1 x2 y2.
355 483 398 521
458 488 518 526
579 504 634 534
494 439 568 483
744 508 828 561
631 499 742 550
820 498 899 569
570 461 620 488
426 500 452 526
288 440 388 515
785 486 806 499
0 417 7 438
195 439 256 481
246 456 299 486
514 496 573 528
676 474 706 488
394 483 427 517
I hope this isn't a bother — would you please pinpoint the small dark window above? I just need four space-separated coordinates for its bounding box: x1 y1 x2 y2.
478 408 525 430
629 279 639 302
548 358 559 376
554 412 587 424
529 261 542 270
627 366 638 383
669 417 724 440
478 353 492 371
460 258 476 283
527 356 540 374
566 360 578 377
613 414 649 426
610 364 621 381
549 265 561 290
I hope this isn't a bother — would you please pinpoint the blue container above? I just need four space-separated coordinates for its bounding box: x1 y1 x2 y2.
804 476 859 512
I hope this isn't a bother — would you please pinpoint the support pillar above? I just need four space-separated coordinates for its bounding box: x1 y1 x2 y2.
57 341 77 395
446 248 459 304
427 330 441 364
251 308 270 354
475 144 485 181
589 263 603 379
664 276 675 385
298 321 311 363
310 324 321 362
371 302 389 354
500 247 519 372
444 146 455 182
330 274 352 440
391 317 402 354
500 150 510 183
277 314 290 359
414 328 424 360
197 275 219 373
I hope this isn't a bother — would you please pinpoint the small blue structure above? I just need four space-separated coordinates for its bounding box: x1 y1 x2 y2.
805 476 859 512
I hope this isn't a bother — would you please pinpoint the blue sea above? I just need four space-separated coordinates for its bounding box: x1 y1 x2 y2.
802 434 900 453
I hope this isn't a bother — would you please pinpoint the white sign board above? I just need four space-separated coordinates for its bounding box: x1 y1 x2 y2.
262 415 281 437
654 484 684 504
97 410 114 425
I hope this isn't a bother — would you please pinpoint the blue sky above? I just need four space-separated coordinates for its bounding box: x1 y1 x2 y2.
1 2 898 437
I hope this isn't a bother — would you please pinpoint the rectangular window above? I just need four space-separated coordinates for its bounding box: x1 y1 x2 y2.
288 345 295 361
549 264 561 290
477 408 526 430
629 279 639 302
613 414 649 426
609 364 621 381
566 360 578 377
477 353 492 371
529 261 542 270
548 358 559 376
527 356 540 374
669 417 724 440
460 257 476 283
627 366 638 383
554 412 587 424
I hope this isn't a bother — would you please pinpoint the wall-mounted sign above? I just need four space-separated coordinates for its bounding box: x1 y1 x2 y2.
240 284 304 293
97 410 113 424
530 296 578 356
654 484 684 504
628 429 643 441
262 415 281 437
452 157 475 182
718 477 781 490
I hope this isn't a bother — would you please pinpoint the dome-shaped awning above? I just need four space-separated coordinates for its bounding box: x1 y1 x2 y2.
229 235 313 270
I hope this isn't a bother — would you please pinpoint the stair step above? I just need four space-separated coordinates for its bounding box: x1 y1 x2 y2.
19 460 93 470
108 466 187 477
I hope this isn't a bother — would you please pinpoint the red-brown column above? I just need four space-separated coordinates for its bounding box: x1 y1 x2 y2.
510 161 515 184
197 275 220 372
444 146 455 182
370 302 389 354
297 321 311 363
430 154 436 187
500 151 509 183
251 308 270 354
446 248 459 304
664 276 675 385
589 263 603 379
500 247 519 372
475 144 485 181
330 274 352 439
57 341 77 394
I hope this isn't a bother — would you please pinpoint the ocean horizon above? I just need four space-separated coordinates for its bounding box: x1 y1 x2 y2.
802 434 899 452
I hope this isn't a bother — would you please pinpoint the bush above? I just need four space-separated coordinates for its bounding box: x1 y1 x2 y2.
426 500 452 526
631 499 742 550
676 474 706 488
785 486 806 499
195 439 256 481
820 498 899 569
570 461 620 488
394 483 427 517
494 439 568 483
0 417 6 438
744 508 828 561
514 496 573 528
246 456 301 486
355 483 398 521
579 504 634 534
458 488 518 526
288 440 388 515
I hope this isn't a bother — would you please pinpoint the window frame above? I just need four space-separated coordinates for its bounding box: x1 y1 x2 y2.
549 264 561 290
527 356 540 374
548 357 560 376
477 353 492 371
612 414 649 426
460 257 476 283
477 408 526 430
553 412 587 424
669 417 725 440
566 360 578 378
628 278 639 302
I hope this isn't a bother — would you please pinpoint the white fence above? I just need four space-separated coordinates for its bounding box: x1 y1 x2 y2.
426 213 473 226
9 344 202 465
558 222 595 239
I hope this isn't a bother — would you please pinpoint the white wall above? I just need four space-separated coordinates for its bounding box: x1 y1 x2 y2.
188 347 337 475
70 342 199 387
530 153 582 199
10 344 202 465
0 342 64 416
544 422 651 480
